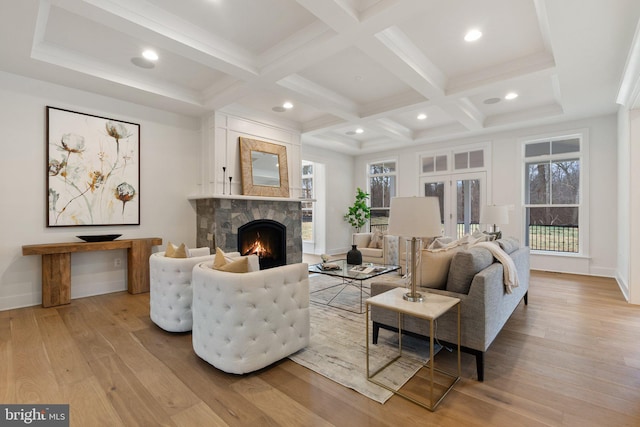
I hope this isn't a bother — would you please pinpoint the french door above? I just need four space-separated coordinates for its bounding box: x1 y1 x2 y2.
419 172 486 238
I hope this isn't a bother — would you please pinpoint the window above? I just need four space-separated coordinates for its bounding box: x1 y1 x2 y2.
368 160 396 231
301 161 314 242
523 136 583 253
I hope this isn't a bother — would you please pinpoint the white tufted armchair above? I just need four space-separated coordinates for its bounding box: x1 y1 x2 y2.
191 262 310 374
149 247 215 332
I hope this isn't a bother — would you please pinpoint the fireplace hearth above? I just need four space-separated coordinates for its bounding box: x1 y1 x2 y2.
238 219 286 269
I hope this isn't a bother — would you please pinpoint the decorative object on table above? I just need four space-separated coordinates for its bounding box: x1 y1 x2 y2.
76 234 122 242
222 166 226 194
344 187 370 232
239 137 290 197
46 106 140 227
480 204 509 240
347 244 363 265
320 253 330 263
321 262 341 271
228 176 232 195
387 196 442 302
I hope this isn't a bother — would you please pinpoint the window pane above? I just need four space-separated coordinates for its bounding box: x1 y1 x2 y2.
454 153 467 169
370 161 395 174
370 175 395 208
456 179 481 237
436 155 448 171
370 209 389 232
526 207 579 252
422 156 434 173
526 162 550 204
301 178 313 199
424 182 445 223
384 161 396 173
552 138 580 155
525 141 550 157
551 159 580 204
469 150 484 168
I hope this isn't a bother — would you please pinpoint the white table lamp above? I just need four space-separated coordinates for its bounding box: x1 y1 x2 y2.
387 197 442 302
480 205 509 234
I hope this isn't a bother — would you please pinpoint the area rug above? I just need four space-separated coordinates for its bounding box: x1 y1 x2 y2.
289 274 435 404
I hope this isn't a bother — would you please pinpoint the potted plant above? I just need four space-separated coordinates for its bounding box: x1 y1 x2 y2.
344 187 371 232
344 187 371 265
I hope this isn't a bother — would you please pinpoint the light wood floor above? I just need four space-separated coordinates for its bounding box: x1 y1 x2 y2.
1 271 640 426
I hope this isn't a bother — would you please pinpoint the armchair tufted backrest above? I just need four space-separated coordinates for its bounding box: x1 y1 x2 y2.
191 262 310 374
149 250 215 332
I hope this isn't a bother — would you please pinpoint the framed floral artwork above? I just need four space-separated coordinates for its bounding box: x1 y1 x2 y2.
46 107 140 227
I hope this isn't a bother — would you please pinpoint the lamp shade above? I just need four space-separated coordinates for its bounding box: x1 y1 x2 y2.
387 197 442 238
480 205 509 225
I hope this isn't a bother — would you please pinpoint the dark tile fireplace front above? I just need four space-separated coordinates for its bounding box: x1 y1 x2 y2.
237 219 286 269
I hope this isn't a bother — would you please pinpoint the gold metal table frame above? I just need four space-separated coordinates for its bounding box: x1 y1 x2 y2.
366 287 461 411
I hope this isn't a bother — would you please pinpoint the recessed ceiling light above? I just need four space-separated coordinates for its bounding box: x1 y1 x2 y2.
417 113 427 120
464 29 482 42
345 131 356 136
355 128 364 134
131 57 155 69
272 106 286 113
483 97 501 105
283 102 293 109
505 92 519 100
142 49 158 61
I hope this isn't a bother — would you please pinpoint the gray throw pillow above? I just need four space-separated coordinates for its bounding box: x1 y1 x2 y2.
497 237 520 254
446 247 494 294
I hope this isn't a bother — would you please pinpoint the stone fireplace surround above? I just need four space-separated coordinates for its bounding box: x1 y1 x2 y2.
195 196 303 265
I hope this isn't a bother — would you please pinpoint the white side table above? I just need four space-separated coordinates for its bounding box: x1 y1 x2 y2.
366 287 461 410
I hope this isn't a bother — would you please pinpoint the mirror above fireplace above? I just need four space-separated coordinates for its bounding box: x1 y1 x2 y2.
239 137 290 198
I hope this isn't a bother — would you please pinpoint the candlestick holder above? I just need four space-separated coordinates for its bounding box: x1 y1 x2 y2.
222 166 227 194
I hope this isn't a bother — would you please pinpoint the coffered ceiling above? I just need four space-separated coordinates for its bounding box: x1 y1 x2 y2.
2 0 640 154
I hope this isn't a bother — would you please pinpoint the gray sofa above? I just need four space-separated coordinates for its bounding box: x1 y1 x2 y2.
370 240 529 381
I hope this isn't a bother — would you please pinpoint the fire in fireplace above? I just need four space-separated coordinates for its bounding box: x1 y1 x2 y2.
237 219 287 269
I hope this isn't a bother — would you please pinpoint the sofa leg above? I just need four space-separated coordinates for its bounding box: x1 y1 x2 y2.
372 322 380 344
476 352 485 382
524 291 528 306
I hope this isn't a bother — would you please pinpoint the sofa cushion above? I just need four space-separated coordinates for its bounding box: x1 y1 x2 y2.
359 247 383 259
419 245 463 289
427 236 455 250
368 229 384 248
497 237 520 254
446 247 494 294
165 242 189 258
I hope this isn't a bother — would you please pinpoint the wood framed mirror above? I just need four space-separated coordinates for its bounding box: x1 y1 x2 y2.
239 137 290 197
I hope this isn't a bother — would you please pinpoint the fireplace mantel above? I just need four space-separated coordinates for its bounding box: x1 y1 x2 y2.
188 194 312 203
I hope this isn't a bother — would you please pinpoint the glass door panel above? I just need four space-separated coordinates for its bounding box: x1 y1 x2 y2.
421 172 485 238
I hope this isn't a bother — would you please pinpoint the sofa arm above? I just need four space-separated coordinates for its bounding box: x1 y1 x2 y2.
383 234 399 265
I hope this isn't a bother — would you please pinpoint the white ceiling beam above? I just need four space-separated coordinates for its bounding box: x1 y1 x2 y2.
447 52 556 96
364 26 446 99
277 74 361 119
617 17 640 108
372 118 413 141
440 98 485 131
68 0 259 78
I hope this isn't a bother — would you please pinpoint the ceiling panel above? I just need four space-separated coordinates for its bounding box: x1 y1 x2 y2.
297 46 416 106
399 0 546 79
146 0 318 55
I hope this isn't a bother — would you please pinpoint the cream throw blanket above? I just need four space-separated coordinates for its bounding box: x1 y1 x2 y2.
473 242 519 294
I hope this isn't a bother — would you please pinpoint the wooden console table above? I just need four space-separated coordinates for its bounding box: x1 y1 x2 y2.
22 238 162 307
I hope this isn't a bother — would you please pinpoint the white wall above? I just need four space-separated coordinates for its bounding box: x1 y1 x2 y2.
354 114 619 277
0 71 201 310
302 144 354 255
